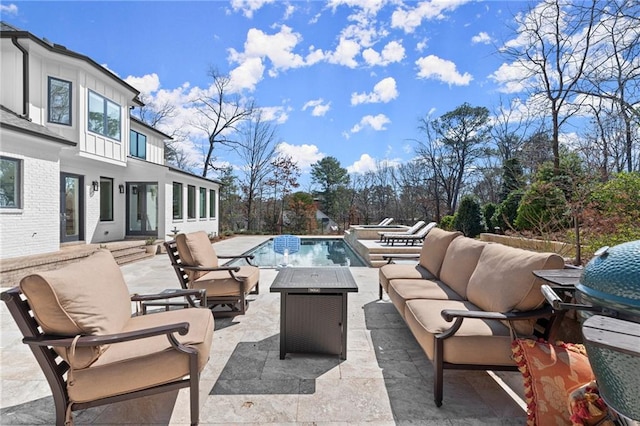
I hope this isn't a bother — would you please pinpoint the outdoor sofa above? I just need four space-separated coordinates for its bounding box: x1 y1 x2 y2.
379 227 565 406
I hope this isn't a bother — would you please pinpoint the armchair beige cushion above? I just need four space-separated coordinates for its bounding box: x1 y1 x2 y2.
438 237 487 299
176 231 219 280
69 308 213 403
20 249 132 368
176 230 260 297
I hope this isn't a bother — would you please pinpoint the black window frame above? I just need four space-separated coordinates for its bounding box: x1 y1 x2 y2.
99 177 114 221
199 187 207 218
172 182 183 220
129 129 147 159
48 76 72 126
87 90 121 141
209 189 216 218
187 185 196 219
0 156 21 209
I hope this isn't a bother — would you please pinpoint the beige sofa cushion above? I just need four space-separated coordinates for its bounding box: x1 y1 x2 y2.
378 264 435 294
404 299 514 366
193 265 260 296
466 244 565 315
438 237 487 299
388 279 463 319
176 231 218 280
418 228 462 277
19 249 132 368
68 307 214 403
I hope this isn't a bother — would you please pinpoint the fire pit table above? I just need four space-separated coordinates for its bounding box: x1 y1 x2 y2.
270 267 358 360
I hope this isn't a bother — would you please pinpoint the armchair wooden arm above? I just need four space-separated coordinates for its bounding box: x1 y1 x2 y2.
23 322 191 347
217 254 256 266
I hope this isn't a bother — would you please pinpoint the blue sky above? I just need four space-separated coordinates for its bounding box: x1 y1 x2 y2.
2 0 531 187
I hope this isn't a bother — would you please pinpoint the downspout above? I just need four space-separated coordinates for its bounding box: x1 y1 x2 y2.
11 36 30 120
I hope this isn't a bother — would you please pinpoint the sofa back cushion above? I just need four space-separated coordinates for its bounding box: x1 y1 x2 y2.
176 231 218 280
19 249 132 368
418 228 463 277
466 243 565 313
439 237 487 299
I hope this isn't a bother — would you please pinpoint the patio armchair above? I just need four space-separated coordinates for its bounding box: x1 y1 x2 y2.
378 220 426 243
384 222 437 246
1 249 213 426
165 231 260 317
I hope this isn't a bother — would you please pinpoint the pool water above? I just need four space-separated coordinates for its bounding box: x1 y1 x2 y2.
226 238 367 268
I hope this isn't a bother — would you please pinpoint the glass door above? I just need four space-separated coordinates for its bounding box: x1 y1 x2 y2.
126 182 158 236
60 173 84 242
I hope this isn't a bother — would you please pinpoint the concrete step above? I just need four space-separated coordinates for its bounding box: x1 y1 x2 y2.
116 251 156 265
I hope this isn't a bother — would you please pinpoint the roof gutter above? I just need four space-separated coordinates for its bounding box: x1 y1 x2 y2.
10 36 29 120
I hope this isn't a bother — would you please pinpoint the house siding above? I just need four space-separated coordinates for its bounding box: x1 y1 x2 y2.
0 26 221 260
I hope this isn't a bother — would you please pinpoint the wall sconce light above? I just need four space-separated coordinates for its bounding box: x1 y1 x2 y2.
119 184 125 194
92 181 100 191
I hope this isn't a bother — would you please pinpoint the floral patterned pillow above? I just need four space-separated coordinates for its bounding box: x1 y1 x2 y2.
511 339 595 426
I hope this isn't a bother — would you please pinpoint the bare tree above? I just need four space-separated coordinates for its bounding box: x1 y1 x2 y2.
416 103 492 215
236 111 278 231
501 0 599 174
580 0 640 172
190 69 255 177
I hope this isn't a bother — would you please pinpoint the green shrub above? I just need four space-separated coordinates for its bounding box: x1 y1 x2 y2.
514 182 569 231
454 195 484 238
582 172 640 256
492 189 524 231
482 202 498 232
439 215 456 231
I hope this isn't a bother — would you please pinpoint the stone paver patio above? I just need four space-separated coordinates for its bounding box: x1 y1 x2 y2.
1 236 527 425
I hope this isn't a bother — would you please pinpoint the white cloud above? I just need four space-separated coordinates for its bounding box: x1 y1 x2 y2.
351 77 398 105
259 105 289 124
391 0 470 33
276 142 324 170
362 40 405 66
124 73 161 94
230 0 275 18
415 55 472 86
328 0 386 17
416 38 428 52
228 56 265 92
235 26 306 71
0 3 18 14
471 31 493 45
350 114 390 133
302 99 331 116
327 37 361 68
488 62 531 93
347 153 377 173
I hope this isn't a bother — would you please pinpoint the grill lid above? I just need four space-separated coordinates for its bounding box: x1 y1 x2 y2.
576 240 640 317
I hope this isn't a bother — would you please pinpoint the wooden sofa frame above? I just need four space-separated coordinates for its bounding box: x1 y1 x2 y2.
164 240 259 317
1 287 206 426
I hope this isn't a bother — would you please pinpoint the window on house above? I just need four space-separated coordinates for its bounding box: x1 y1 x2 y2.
48 77 72 125
129 130 147 159
199 187 207 218
209 189 216 218
173 182 183 219
187 185 196 219
0 157 21 208
99 177 113 221
88 90 121 140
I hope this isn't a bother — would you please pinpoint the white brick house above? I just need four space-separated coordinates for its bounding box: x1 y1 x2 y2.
0 22 220 259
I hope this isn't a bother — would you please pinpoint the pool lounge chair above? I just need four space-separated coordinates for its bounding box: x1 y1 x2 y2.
385 221 437 245
378 220 426 243
357 217 395 228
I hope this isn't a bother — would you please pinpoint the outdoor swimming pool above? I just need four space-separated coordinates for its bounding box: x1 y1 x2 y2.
226 238 367 268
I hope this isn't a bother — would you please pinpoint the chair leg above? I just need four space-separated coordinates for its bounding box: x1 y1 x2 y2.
189 355 199 425
379 283 383 300
433 337 444 407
